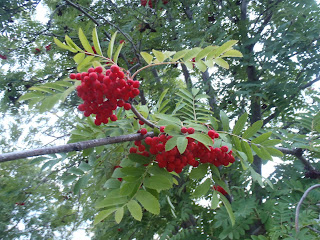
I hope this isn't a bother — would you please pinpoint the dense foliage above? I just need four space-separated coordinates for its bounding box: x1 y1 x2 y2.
0 0 320 239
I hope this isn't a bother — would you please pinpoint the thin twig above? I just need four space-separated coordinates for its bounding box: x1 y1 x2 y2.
295 184 320 233
130 105 159 129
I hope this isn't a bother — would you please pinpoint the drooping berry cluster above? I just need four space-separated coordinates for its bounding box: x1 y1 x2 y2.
130 127 235 173
70 65 140 126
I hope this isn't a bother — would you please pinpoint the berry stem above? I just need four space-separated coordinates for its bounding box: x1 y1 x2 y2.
130 105 159 129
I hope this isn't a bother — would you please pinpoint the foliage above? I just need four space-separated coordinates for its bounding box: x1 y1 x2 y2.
0 0 320 239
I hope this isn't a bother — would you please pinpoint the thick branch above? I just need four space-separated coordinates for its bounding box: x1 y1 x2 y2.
276 147 316 171
0 132 154 163
130 105 158 129
295 184 320 233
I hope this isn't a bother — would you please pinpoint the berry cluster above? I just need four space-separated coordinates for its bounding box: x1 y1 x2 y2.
140 0 169 8
130 127 235 173
70 65 140 125
0 54 7 60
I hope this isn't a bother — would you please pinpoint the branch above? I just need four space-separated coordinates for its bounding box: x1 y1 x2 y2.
64 0 99 25
0 132 154 163
276 147 316 171
130 105 159 129
295 184 320 233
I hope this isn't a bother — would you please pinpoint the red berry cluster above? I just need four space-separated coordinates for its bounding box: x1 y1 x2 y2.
70 65 140 125
0 54 7 60
130 128 235 173
140 0 169 8
213 185 228 196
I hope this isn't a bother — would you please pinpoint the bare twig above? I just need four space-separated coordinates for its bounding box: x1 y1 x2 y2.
0 132 154 163
295 184 320 233
130 105 159 129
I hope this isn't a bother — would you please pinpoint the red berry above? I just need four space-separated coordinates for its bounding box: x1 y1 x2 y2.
145 137 152 145
124 103 131 110
70 73 76 79
133 81 140 88
110 115 117 121
130 147 137 153
221 146 228 152
160 126 165 132
140 128 147 135
95 66 103 73
187 127 195 134
181 127 188 133
110 65 120 73
139 120 145 125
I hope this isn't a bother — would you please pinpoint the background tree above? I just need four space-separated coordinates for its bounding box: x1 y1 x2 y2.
0 0 320 239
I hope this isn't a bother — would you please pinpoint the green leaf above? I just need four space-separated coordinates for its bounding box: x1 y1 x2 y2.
144 175 172 191
113 41 124 64
189 164 208 179
265 147 284 157
107 31 118 58
260 146 273 160
152 49 165 62
232 112 248 135
121 167 145 176
177 136 188 154
68 167 84 175
213 58 229 69
155 113 181 125
209 116 219 130
220 49 243 58
65 35 82 51
104 179 121 189
73 174 90 194
312 111 320 132
128 154 150 164
220 110 229 131
18 92 44 102
242 120 263 139
114 207 124 224
93 208 117 225
232 136 242 151
79 28 94 53
95 196 128 209
92 27 102 55
127 200 142 221
251 132 272 144
78 162 92 172
237 151 249 170
73 53 85 64
241 140 253 163
61 173 77 185
172 49 189 61
136 190 160 215
77 55 95 72
140 52 153 64
211 190 219 209
54 37 76 52
192 178 211 198
165 136 178 151
188 133 214 147
194 60 207 72
183 47 202 61
195 46 217 61
260 139 282 146
213 40 238 57
120 181 140 196
218 192 235 226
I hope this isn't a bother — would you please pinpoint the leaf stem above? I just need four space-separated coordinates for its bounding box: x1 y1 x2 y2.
131 61 182 79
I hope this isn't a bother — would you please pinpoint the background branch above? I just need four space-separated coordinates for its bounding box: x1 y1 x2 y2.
295 184 320 233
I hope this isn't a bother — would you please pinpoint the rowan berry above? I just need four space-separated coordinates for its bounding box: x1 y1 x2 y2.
180 127 187 133
124 103 131 110
140 128 147 135
160 126 165 132
187 127 195 134
130 147 137 153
